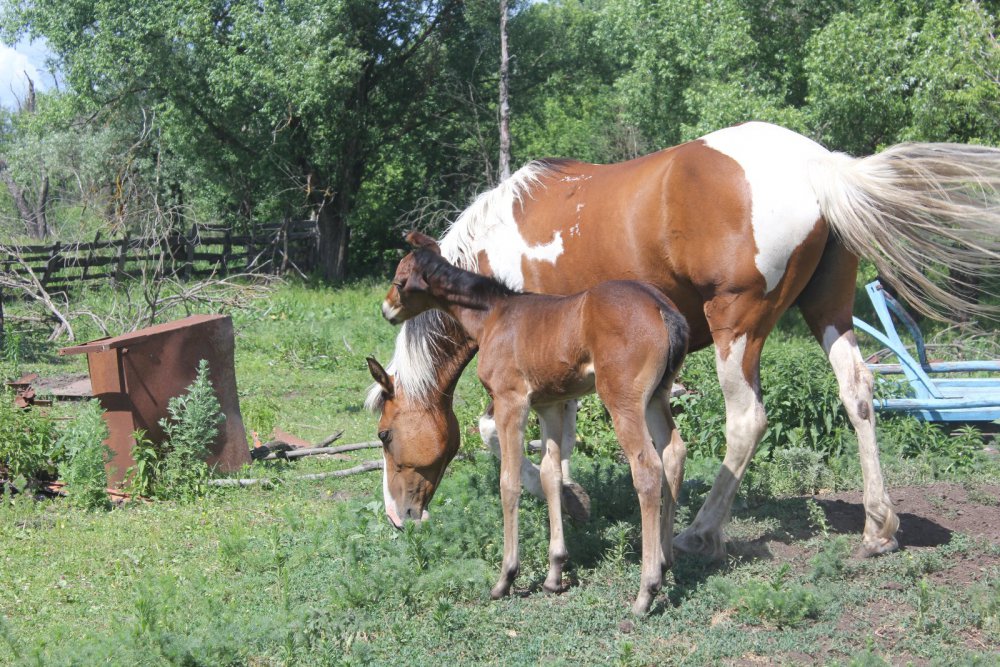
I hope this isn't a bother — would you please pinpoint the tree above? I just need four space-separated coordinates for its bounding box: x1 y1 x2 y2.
0 75 49 239
2 0 468 281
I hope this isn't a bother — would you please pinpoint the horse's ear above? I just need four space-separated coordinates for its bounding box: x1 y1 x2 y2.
366 356 394 398
403 269 428 293
405 230 441 255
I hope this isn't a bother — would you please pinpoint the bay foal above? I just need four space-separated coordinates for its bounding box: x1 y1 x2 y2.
374 232 689 615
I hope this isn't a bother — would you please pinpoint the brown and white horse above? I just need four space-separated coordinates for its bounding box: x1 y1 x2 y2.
370 232 689 614
366 121 1000 559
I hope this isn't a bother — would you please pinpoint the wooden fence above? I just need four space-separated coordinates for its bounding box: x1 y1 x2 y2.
2 220 318 290
0 221 318 334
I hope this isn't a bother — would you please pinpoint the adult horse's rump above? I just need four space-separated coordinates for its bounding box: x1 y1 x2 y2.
367 121 1000 558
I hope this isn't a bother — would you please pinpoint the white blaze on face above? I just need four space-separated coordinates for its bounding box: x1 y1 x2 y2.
382 462 403 528
702 122 829 293
381 300 401 323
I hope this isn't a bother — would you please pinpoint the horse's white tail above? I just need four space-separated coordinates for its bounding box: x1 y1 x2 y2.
809 142 1000 319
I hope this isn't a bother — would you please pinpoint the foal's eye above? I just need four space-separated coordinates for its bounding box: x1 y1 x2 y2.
378 429 392 445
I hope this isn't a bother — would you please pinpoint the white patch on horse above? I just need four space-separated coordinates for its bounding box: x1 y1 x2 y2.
702 122 828 293
440 161 564 291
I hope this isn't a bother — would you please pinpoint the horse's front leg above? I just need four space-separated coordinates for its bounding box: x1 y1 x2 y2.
490 397 530 600
537 404 568 593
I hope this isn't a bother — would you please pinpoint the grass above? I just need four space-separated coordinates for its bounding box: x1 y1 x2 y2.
1 279 999 665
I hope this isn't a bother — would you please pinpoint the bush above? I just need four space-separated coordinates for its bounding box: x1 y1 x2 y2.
153 359 224 500
55 400 112 510
0 389 57 487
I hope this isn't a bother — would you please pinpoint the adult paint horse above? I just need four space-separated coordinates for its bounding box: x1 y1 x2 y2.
370 232 689 614
366 121 1000 559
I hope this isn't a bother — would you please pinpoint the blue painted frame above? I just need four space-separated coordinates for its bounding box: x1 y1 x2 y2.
852 281 1000 422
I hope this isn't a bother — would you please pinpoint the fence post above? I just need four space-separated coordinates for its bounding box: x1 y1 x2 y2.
81 230 101 281
183 226 196 279
114 233 129 284
222 228 232 277
41 241 61 286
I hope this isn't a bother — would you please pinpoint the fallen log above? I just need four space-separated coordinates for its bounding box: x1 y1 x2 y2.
207 458 384 487
250 430 346 460
261 440 380 461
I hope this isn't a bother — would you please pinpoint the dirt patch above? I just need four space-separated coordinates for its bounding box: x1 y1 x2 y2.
815 482 1000 549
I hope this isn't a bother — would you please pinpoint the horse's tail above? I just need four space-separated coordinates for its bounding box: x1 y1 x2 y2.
808 142 1000 319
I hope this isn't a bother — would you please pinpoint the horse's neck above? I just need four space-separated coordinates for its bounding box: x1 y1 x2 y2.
435 325 479 403
429 282 500 342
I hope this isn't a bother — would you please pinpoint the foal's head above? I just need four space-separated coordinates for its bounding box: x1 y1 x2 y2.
366 355 461 529
381 231 443 325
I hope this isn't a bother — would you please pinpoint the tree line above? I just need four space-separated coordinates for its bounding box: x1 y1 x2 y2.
0 0 997 282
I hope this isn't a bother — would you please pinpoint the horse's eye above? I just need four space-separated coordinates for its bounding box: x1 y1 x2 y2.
378 429 392 444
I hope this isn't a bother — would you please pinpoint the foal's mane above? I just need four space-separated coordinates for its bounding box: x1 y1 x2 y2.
366 159 560 413
412 249 517 309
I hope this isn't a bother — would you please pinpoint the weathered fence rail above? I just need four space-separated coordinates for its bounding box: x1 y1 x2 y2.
1 220 318 289
0 221 318 335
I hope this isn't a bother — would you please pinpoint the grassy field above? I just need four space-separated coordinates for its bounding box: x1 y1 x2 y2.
1 280 999 666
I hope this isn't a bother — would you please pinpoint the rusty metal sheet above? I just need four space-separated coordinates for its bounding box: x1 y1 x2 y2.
61 314 250 485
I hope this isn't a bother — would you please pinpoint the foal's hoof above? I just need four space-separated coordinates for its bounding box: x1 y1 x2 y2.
561 482 591 522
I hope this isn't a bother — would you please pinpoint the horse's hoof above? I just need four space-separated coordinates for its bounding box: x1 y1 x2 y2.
674 527 726 560
860 536 899 558
561 482 591 522
543 579 563 594
631 598 652 616
490 583 511 600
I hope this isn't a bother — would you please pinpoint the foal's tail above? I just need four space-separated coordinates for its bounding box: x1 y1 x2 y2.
808 142 1000 319
658 302 690 391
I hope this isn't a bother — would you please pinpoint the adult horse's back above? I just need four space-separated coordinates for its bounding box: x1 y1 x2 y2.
368 121 1000 558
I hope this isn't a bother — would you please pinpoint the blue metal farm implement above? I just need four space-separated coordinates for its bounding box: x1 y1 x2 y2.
853 281 1000 423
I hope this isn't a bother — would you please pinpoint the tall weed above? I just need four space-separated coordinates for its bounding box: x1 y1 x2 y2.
55 400 112 510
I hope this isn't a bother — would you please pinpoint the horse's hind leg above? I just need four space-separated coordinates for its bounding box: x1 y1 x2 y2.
599 377 663 615
537 404 569 592
490 397 531 600
646 390 686 570
675 331 768 560
797 246 898 555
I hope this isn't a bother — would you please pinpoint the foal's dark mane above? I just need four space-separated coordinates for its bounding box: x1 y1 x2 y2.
414 249 518 309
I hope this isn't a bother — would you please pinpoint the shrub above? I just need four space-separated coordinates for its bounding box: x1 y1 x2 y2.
154 359 224 500
0 389 57 488
715 564 825 628
55 400 112 510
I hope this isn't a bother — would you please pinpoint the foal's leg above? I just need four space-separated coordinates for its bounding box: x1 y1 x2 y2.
645 391 686 570
600 380 663 615
490 397 531 600
537 404 569 592
798 246 898 555
480 407 544 500
675 332 767 560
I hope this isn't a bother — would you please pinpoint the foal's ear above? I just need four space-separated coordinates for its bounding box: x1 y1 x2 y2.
403 269 428 293
366 356 394 397
405 230 441 255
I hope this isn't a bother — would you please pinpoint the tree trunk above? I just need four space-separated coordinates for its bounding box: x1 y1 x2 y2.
498 0 512 182
315 197 350 282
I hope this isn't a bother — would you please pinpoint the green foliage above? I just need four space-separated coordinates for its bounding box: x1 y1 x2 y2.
125 429 158 499
715 564 825 628
154 359 224 500
54 400 111 511
0 390 57 486
810 535 853 581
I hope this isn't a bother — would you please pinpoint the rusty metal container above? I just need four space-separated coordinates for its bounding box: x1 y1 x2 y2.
60 314 250 485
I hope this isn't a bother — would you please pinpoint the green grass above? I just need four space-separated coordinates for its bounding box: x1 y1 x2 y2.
1 280 999 665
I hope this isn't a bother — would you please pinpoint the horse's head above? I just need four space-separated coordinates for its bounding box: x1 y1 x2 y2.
381 231 442 325
366 355 460 529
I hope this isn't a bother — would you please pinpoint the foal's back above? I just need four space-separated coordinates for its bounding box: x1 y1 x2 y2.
476 280 688 405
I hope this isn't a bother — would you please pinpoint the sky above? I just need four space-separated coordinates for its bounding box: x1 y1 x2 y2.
0 36 58 109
